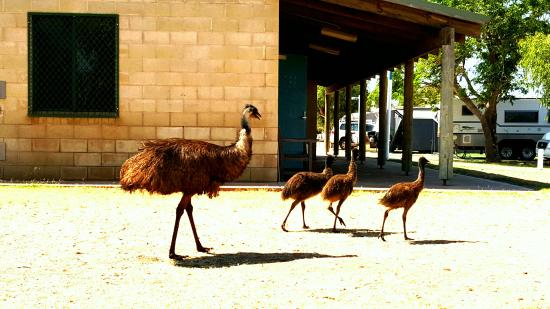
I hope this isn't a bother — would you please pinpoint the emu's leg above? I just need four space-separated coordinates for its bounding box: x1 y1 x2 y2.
186 200 211 253
281 200 300 232
403 207 414 240
328 205 346 227
331 198 346 232
301 201 309 229
378 209 391 241
169 195 190 260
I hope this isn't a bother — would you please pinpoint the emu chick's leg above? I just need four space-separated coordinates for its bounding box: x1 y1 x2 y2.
403 207 414 240
378 209 391 241
186 201 211 253
281 200 300 232
331 198 346 232
301 201 309 229
328 204 346 227
169 196 190 260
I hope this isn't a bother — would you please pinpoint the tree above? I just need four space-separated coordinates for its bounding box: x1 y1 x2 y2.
425 0 550 162
390 59 441 107
316 85 364 133
519 33 550 106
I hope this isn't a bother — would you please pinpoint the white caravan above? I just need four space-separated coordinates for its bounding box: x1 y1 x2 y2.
453 98 550 160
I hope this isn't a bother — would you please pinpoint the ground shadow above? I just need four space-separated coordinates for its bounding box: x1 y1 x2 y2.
409 239 479 245
172 252 357 268
302 228 396 238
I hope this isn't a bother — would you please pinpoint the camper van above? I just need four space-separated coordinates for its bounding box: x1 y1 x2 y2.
453 98 550 160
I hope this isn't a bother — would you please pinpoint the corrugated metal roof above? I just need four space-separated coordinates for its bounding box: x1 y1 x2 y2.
385 0 490 24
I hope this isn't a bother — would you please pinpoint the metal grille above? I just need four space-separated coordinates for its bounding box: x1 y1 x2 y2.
28 13 119 118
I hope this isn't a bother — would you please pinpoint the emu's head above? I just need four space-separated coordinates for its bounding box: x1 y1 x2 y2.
418 156 430 167
243 104 262 120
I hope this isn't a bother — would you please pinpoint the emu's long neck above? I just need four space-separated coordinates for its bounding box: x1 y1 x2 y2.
347 158 357 183
235 114 253 154
415 164 426 187
241 114 251 134
322 166 333 177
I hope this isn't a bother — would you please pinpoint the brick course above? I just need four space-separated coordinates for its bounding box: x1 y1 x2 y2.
0 0 279 182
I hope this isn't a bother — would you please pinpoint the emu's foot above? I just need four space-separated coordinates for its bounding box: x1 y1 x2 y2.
303 224 310 229
331 228 340 233
378 234 386 242
337 217 346 227
281 224 289 232
198 247 212 253
169 253 188 260
405 236 414 241
197 246 212 253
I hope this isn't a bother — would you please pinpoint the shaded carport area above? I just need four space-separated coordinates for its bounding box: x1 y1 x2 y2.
278 0 488 185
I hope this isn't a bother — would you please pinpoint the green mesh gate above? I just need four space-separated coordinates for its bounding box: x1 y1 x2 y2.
28 13 119 118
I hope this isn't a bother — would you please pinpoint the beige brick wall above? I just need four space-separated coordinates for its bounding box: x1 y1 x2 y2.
0 0 279 182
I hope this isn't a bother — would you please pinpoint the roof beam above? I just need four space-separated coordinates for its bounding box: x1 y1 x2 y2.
319 0 483 36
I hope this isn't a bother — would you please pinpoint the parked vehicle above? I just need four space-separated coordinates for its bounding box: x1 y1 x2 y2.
453 98 550 160
390 108 439 153
330 121 378 149
536 131 550 160
329 112 379 150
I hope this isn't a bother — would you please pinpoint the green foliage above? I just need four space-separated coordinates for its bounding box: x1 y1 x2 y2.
420 0 550 161
316 85 363 133
388 57 441 107
519 33 550 106
428 0 550 104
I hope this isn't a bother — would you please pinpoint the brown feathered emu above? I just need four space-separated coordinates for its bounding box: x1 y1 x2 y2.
280 155 346 232
119 104 261 260
378 156 429 241
320 148 359 232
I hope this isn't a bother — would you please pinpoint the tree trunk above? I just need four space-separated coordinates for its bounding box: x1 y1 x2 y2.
483 90 501 162
480 112 500 162
454 77 501 163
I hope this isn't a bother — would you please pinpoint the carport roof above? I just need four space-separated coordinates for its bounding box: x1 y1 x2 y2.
279 0 489 87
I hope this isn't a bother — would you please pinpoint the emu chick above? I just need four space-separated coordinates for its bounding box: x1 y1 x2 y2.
320 148 358 232
280 156 337 231
378 156 429 241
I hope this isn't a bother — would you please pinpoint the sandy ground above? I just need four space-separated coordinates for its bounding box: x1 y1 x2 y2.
1 186 549 308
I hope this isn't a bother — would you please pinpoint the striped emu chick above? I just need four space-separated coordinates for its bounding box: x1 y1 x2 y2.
281 155 345 231
320 148 359 232
120 104 261 260
378 156 429 241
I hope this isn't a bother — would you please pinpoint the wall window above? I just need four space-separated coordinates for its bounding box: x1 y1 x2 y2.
28 13 118 117
461 105 473 116
504 111 538 123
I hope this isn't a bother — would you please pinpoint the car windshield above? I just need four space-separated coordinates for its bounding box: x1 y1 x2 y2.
340 123 376 132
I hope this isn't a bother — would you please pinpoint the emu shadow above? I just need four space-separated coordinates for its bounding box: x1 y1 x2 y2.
304 228 397 238
409 239 479 245
172 252 357 268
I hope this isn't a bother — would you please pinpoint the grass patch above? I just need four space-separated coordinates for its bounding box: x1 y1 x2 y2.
450 166 550 191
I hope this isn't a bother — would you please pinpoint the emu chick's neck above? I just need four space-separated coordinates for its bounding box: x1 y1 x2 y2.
414 165 426 188
347 159 357 183
322 166 333 178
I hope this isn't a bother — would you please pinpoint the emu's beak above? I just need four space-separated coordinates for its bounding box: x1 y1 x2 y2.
252 111 262 120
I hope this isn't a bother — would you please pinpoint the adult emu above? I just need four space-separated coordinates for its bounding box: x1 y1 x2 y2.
120 104 261 260
378 156 429 241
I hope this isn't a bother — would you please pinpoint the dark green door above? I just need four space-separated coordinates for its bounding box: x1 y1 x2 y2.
279 54 307 173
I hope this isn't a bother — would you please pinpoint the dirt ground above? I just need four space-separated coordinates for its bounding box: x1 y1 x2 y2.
1 185 549 308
